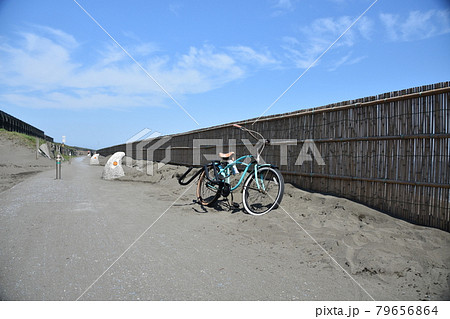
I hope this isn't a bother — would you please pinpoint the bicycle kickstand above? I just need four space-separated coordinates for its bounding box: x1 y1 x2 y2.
227 193 240 210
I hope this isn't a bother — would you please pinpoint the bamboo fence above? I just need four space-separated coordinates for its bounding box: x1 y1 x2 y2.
0 110 53 142
99 82 450 232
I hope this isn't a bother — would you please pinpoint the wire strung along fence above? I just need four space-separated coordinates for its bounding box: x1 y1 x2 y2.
98 82 450 232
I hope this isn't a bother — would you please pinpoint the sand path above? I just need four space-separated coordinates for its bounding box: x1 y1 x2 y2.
0 157 448 300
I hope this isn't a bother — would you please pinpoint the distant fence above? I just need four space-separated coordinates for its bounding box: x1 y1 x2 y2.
98 82 450 232
0 110 53 142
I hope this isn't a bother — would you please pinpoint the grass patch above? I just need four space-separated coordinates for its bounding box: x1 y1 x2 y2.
1 129 85 158
0 128 41 149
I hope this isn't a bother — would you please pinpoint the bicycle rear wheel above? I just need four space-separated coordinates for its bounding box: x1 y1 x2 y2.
196 165 221 206
242 166 284 215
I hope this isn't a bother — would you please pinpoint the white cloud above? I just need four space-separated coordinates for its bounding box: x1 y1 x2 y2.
227 46 279 66
0 26 276 110
327 52 367 71
282 16 372 69
357 16 374 40
273 0 293 10
169 3 183 16
0 91 162 110
380 9 450 42
96 44 127 66
270 0 296 16
327 0 347 4
0 32 80 89
31 25 78 48
161 45 246 94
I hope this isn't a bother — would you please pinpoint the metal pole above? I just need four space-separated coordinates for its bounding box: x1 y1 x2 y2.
36 137 39 160
56 154 62 179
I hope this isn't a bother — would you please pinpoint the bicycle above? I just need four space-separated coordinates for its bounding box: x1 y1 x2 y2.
178 124 284 215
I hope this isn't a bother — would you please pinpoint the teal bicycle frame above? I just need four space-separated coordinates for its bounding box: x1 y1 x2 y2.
215 155 272 192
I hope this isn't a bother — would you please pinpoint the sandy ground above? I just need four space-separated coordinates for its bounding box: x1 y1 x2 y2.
0 139 449 300
0 131 54 192
103 154 450 300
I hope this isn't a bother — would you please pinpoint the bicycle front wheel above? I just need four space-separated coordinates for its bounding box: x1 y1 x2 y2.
242 166 284 215
196 166 221 206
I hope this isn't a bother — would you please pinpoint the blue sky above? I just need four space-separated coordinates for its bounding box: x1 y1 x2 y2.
0 0 449 149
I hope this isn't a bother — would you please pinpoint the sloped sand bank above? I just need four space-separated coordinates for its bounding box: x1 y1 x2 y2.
99 155 450 300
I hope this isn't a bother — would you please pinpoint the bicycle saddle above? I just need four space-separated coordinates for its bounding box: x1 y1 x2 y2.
219 151 235 159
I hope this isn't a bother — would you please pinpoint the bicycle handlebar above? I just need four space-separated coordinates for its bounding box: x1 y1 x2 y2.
232 124 268 161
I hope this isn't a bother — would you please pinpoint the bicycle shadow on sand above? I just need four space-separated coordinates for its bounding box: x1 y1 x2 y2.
190 198 242 215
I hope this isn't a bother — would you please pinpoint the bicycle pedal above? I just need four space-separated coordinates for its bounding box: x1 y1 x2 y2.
232 202 240 208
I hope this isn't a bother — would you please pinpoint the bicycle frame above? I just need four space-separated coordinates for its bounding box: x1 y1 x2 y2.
210 155 273 193
218 155 252 191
